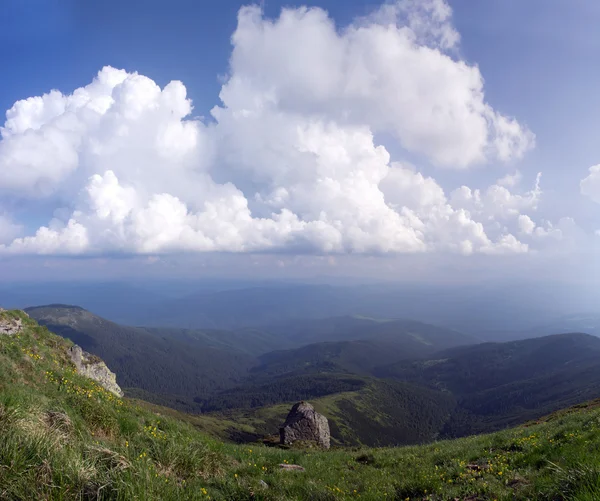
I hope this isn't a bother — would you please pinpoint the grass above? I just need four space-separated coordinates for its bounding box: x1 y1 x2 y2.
2 310 600 499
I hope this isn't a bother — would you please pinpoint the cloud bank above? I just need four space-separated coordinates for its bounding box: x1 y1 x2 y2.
0 0 549 256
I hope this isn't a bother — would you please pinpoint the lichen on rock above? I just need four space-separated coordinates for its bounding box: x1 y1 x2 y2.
68 345 124 397
0 309 24 336
280 401 331 449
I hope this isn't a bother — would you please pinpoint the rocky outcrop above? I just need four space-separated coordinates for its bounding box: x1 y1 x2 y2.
280 401 330 449
68 345 124 397
0 310 24 336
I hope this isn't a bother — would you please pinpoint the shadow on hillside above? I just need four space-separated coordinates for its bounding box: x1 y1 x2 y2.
37 323 98 350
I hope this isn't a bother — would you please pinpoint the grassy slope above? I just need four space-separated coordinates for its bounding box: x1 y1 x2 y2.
200 379 456 447
3 310 600 500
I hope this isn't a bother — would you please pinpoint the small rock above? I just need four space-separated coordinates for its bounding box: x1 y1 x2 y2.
278 464 305 472
280 401 330 449
258 480 268 489
466 463 489 471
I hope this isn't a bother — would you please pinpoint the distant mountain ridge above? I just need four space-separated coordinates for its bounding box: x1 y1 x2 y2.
6 280 600 336
249 318 476 377
257 315 477 346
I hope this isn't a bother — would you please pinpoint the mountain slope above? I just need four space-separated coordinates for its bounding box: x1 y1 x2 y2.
525 312 600 339
147 326 292 357
252 332 470 378
377 332 600 435
244 317 476 378
25 305 258 402
252 340 420 377
5 309 600 500
208 378 457 447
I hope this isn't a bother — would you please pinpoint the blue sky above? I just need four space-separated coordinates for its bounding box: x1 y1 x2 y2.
0 0 599 283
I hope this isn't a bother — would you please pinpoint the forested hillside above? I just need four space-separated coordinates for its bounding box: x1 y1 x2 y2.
377 333 600 434
25 305 258 400
251 317 476 376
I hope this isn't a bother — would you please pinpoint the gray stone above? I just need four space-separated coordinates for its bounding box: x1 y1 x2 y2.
0 311 23 336
68 345 124 397
278 464 306 472
280 401 330 449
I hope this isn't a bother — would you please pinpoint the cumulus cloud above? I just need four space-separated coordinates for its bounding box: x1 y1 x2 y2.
517 214 536 235
223 2 534 168
7 219 88 255
515 215 581 251
0 1 546 257
450 173 542 220
581 165 600 203
497 171 523 188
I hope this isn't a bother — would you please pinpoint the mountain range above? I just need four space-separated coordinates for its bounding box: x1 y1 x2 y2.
25 303 600 447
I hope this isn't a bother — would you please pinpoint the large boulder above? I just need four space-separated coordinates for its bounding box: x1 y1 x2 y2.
280 401 330 449
68 345 124 397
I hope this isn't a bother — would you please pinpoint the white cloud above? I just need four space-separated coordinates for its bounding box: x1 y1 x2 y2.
513 216 582 251
483 234 528 255
450 173 542 220
222 2 534 169
497 170 522 188
517 214 536 235
364 0 460 50
0 1 548 257
6 219 88 255
380 164 446 208
581 164 600 203
532 218 577 241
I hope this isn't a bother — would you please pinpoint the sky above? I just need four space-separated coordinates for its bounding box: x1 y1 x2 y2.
0 0 599 284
